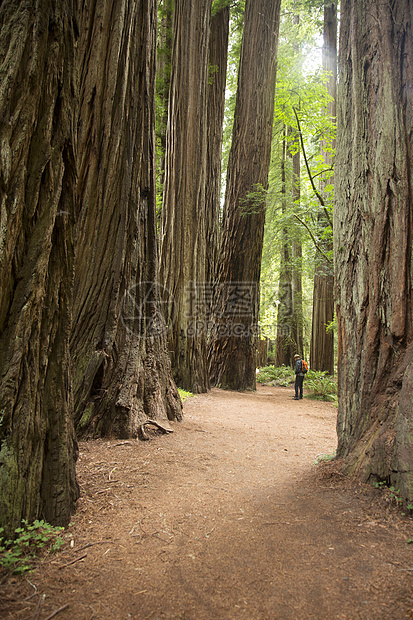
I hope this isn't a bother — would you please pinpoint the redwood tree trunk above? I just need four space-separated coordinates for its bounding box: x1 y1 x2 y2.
0 1 79 535
276 130 294 367
335 0 413 499
291 144 303 360
209 0 281 389
310 0 336 375
160 0 212 393
71 0 182 437
156 0 173 195
205 3 230 290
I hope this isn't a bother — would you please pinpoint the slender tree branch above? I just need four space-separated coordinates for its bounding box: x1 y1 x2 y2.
293 214 332 264
292 106 333 229
311 166 334 180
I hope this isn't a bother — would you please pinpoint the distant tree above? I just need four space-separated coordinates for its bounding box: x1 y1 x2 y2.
205 2 230 290
160 0 212 393
275 128 294 367
209 0 282 389
0 0 79 535
335 0 413 499
310 0 336 374
263 0 331 367
156 0 174 207
290 126 304 360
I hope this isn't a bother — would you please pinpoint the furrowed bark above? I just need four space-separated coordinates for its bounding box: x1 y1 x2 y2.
160 0 212 393
71 0 182 438
335 0 413 499
209 0 281 390
0 0 79 535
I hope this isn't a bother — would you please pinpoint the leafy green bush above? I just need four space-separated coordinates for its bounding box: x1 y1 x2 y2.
256 365 294 385
305 371 337 402
0 520 65 575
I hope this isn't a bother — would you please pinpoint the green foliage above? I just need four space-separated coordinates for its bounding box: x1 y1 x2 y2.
372 480 386 489
325 313 337 335
238 184 268 215
267 350 275 364
0 520 65 575
212 0 232 17
313 451 336 465
208 63 219 85
388 487 403 505
305 371 337 402
177 388 193 403
371 482 413 514
256 365 294 386
259 2 336 359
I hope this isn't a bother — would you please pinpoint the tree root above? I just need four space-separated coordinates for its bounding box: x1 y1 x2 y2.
138 420 174 441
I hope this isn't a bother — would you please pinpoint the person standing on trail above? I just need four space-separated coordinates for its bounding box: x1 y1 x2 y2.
293 354 306 400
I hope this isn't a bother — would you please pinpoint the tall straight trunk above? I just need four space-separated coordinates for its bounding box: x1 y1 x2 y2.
291 143 303 359
288 12 304 362
160 0 212 393
209 0 281 389
205 3 230 291
71 0 182 438
276 129 293 367
0 1 79 535
276 127 302 366
157 0 173 195
335 0 413 499
310 0 336 375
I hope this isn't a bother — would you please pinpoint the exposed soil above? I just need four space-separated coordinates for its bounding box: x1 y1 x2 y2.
1 385 413 619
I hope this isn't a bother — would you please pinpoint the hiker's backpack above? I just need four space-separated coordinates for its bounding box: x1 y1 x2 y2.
301 360 308 373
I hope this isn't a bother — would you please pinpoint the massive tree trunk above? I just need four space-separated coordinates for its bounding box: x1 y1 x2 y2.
71 0 182 438
205 3 230 291
335 0 413 499
310 0 336 375
209 0 281 389
0 1 79 535
160 0 212 393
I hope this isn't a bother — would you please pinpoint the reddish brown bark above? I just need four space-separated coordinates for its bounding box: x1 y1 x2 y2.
71 0 182 437
205 4 230 290
160 0 212 393
209 0 282 389
335 0 413 499
0 0 79 535
310 1 336 375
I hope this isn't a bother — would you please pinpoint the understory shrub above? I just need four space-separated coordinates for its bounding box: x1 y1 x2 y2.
0 520 65 575
305 371 337 402
256 365 294 386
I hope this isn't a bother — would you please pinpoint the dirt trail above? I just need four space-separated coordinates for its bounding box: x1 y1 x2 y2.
1 386 413 619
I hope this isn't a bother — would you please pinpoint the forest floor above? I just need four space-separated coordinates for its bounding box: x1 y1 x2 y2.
1 385 413 619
